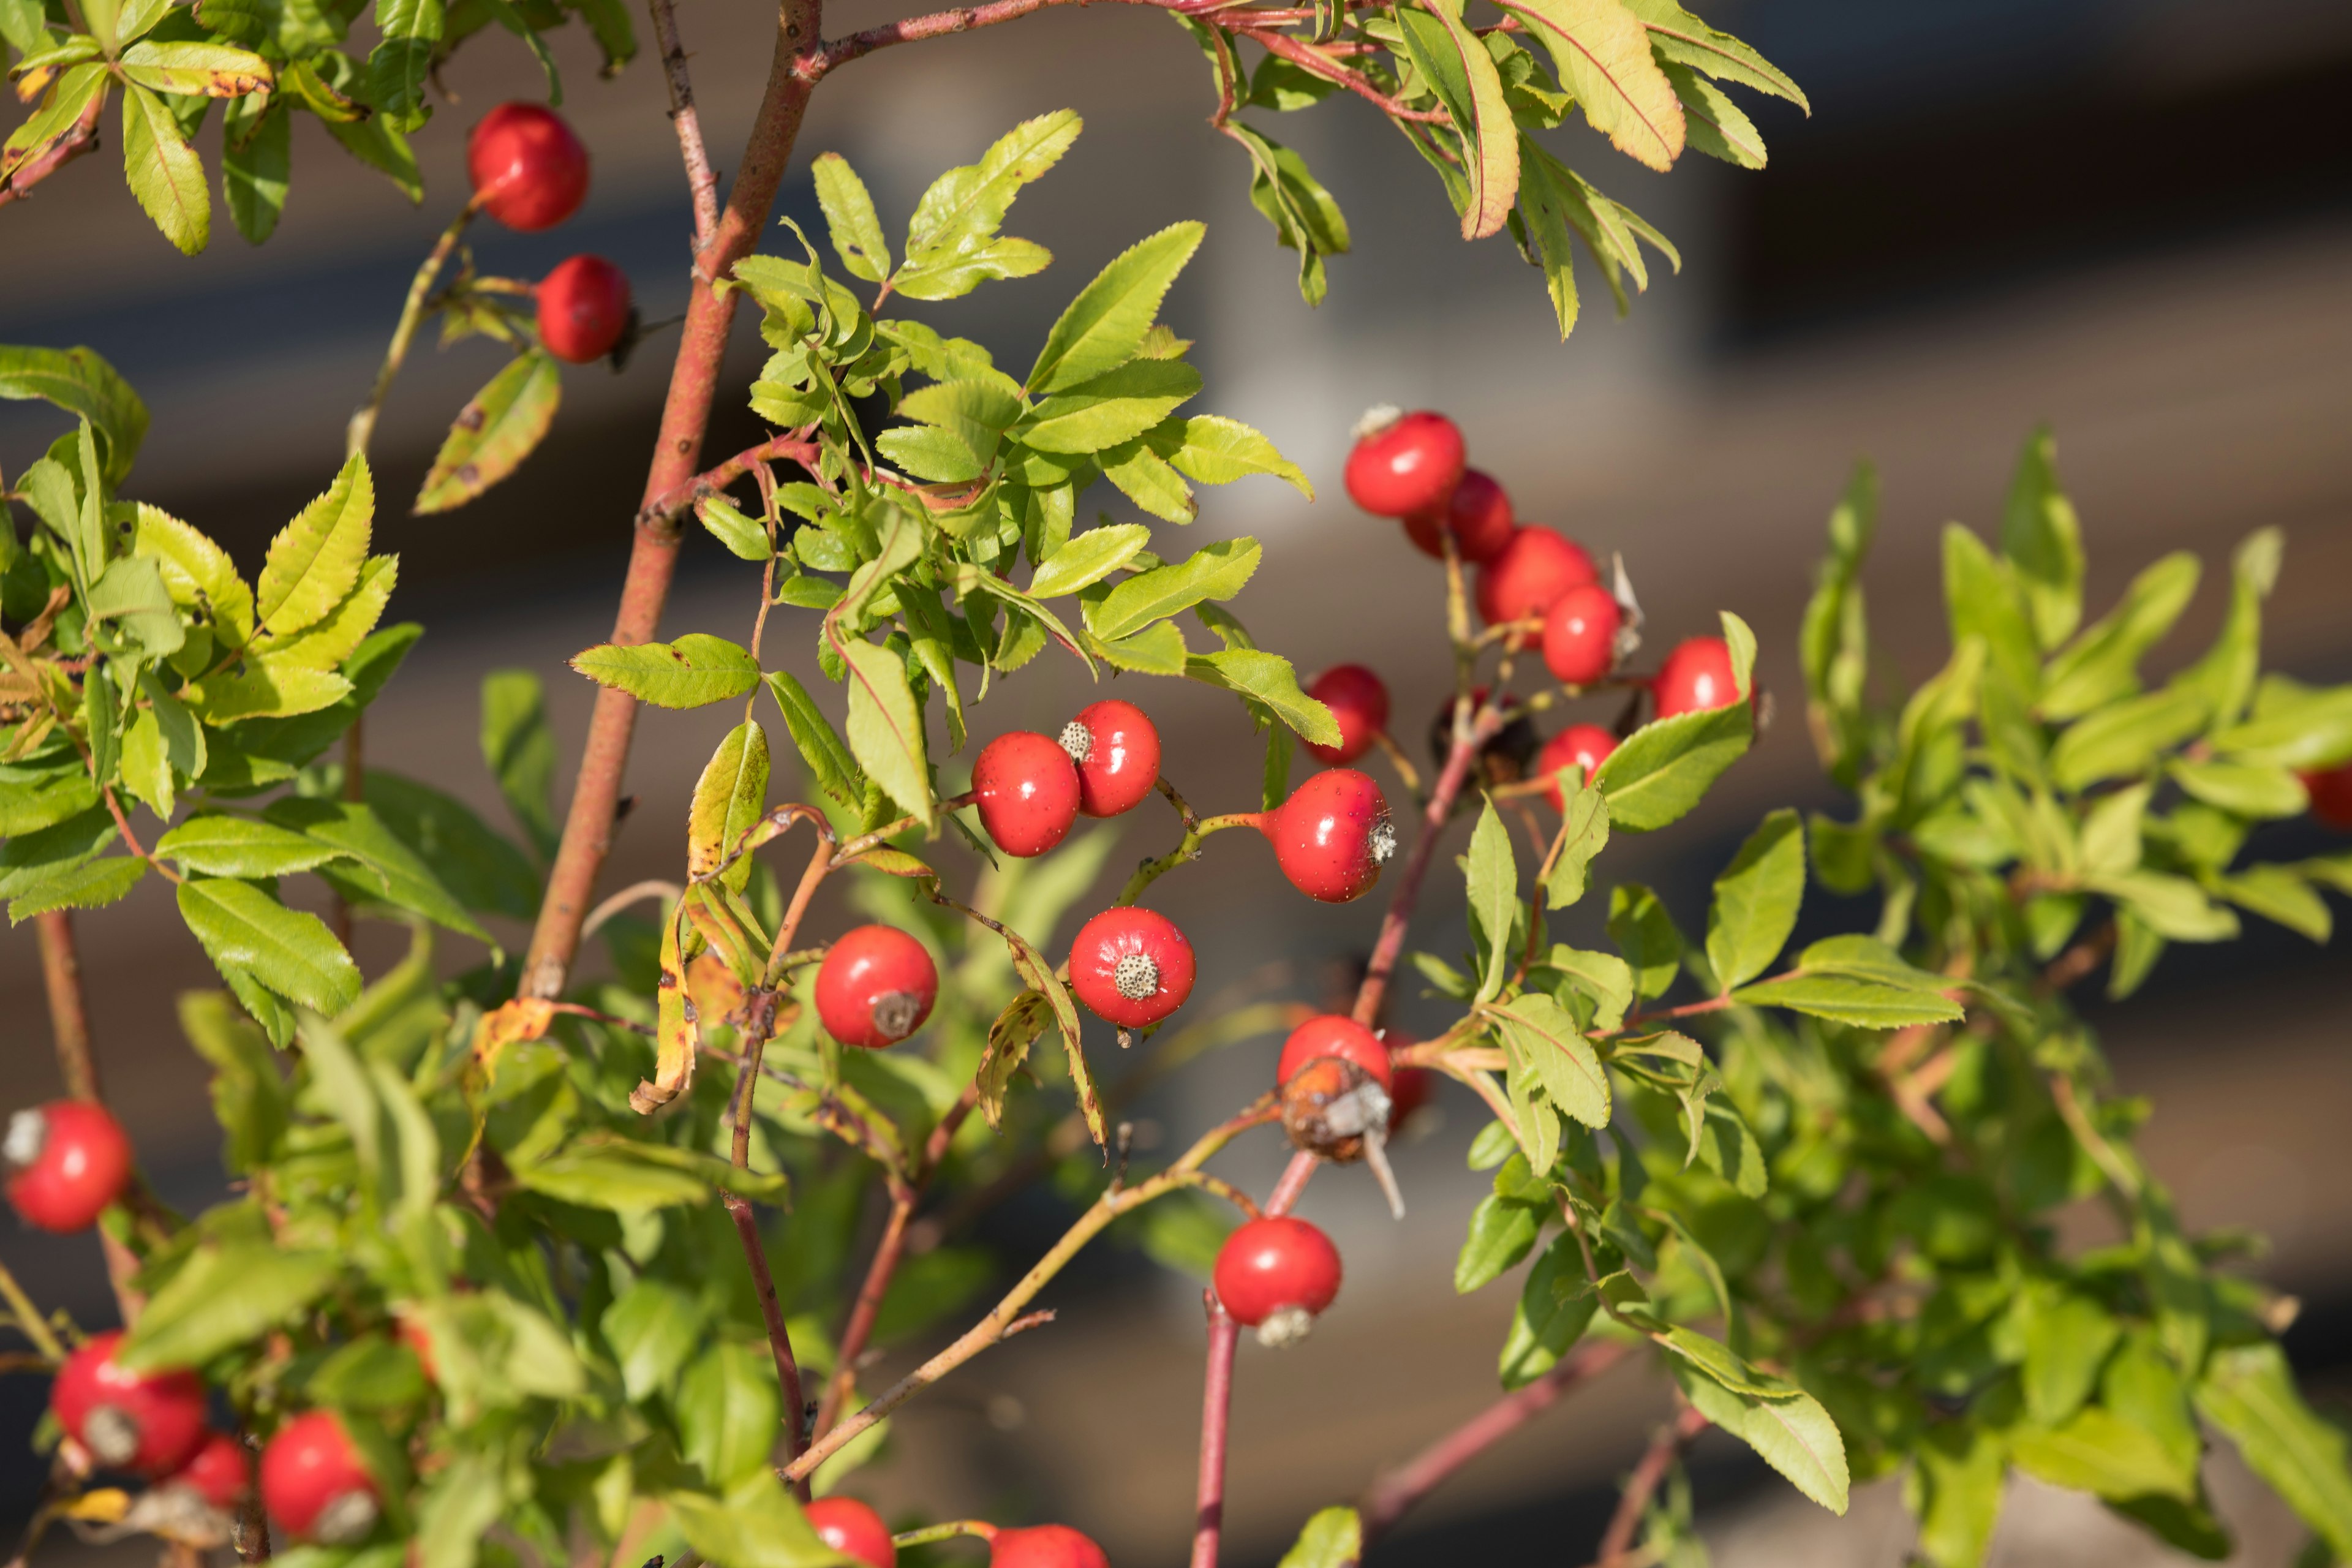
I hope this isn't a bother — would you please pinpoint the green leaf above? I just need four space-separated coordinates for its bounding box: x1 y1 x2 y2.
810 151 891 282
367 0 442 128
0 764 101 840
840 637 932 827
177 878 361 1015
364 773 541 922
1099 432 1196 524
1466 798 1517 1003
1608 882 1683 1000
480 668 558 858
0 345 147 485
85 554 186 656
1492 0 1684 172
1732 973 1963 1030
1028 221 1204 393
1276 1506 1363 1568
2196 1343 2352 1562
176 990 287 1174
156 813 346 878
2 62 108 195
2216 864 2330 943
1498 1234 1596 1389
1183 647 1341 747
121 81 210 254
2013 1408 2195 1502
1543 785 1610 910
117 39 273 96
6 856 146 924
1705 808 1804 992
688 722 769 893
514 1136 785 1212
1030 523 1151 598
667 1475 848 1568
2084 870 2238 942
262 797 489 943
1664 59 1766 167
2040 551 2201 721
894 108 1080 295
571 634 761 709
415 350 560 514
1090 537 1260 643
602 1277 707 1401
1221 121 1348 307
258 453 372 637
1912 1420 2005 1568
1496 992 1610 1128
1395 0 1517 239
1676 1363 1849 1515
2174 527 2280 732
1020 358 1202 455
2209 676 2352 771
257 555 396 670
1594 612 1755 831
116 1242 338 1371
2050 685 2208 791
677 1340 782 1488
1163 415 1312 498
415 1453 506 1568
2169 756 2308 820
1091 620 1188 674
1455 1192 1542 1292
764 669 862 809
2018 1283 2120 1428
2000 427 2086 649
696 496 772 562
1620 0 1807 108
1943 524 2040 701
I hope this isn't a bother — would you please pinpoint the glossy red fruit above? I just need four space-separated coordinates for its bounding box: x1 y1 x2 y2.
1060 699 1159 818
1476 527 1599 630
6 1098 131 1232
168 1431 253 1510
1304 665 1389 767
51 1332 208 1477
815 925 940 1049
1387 1065 1436 1134
990 1524 1109 1568
1214 1216 1342 1340
1540 582 1623 687
1276 1014 1393 1092
2301 762 2352 829
1402 467 1514 562
262 1411 379 1544
467 102 589 231
1069 907 1195 1028
537 255 632 364
973 731 1082 858
1260 769 1395 903
1653 636 1741 720
805 1497 895 1568
1344 410 1465 518
1534 724 1618 809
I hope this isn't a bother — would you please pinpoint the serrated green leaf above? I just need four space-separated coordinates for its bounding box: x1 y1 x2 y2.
1544 785 1610 910
116 1242 337 1371
1276 1506 1363 1568
1705 807 1804 992
811 151 891 282
840 637 931 827
156 813 347 878
364 772 540 921
1493 0 1684 172
1467 799 1517 1002
415 351 560 514
121 81 210 254
2196 1343 2352 1562
1029 523 1150 598
6 856 146 924
258 453 371 636
1397 0 1517 237
1677 1362 1849 1515
266 797 491 943
1455 1192 1542 1292
1621 0 1807 109
689 722 768 894
1019 358 1202 454
0 344 146 484
1090 620 1188 674
1496 992 1609 1127
118 39 273 96
764 669 863 809
178 876 361 1014
1220 121 1348 307
895 108 1079 292
1664 60 1765 167
1163 415 1312 498
1090 537 1259 643
1099 434 1196 523
1028 221 1204 393
571 634 761 709
1183 647 1339 747
1731 974 1963 1030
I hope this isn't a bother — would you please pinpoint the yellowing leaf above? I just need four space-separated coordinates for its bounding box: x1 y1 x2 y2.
1494 0 1685 172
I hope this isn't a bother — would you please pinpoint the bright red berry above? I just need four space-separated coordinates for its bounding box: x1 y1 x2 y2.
1060 699 1159 818
1476 527 1599 630
805 1497 895 1568
815 925 940 1049
2302 762 2352 829
1304 666 1389 767
167 1431 253 1510
1214 1216 1342 1344
1540 582 1623 687
1276 1014 1393 1092
1534 724 1618 808
1653 636 1741 720
537 255 632 364
1402 467 1514 562
6 1098 131 1233
990 1524 1109 1568
467 102 589 231
261 1411 379 1544
1344 409 1465 518
1069 906 1195 1028
1256 768 1396 904
1386 1064 1436 1135
973 731 1082 858
51 1332 208 1477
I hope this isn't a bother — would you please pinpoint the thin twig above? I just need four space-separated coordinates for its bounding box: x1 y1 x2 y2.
578 879 686 943
635 432 823 530
345 196 482 461
644 0 721 248
1591 1403 1709 1567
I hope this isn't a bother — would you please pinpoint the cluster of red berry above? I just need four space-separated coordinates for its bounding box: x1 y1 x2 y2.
805 1497 1109 1568
465 103 635 366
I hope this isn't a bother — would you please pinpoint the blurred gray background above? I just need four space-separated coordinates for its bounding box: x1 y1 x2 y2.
6 0 2352 1561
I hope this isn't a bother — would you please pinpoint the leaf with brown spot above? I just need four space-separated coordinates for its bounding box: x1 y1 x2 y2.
117 41 275 97
976 990 1049 1130
471 997 556 1073
415 350 561 514
630 909 698 1114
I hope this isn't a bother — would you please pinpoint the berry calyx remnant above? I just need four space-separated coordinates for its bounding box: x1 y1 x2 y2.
2302 761 2352 829
466 103 589 232
1213 1216 1343 1348
51 1332 208 1477
1061 699 1159 818
168 1431 254 1510
1476 526 1599 630
1304 665 1390 767
1536 723 1619 808
1344 409 1465 518
537 255 633 364
6 1098 131 1232
1653 636 1741 719
261 1411 380 1544
1279 1057 1392 1165
815 925 940 1049
804 1496 895 1568
1069 907 1195 1028
1256 768 1396 903
972 731 1082 858
989 1523 1110 1568
1540 581 1624 687
1276 1014 1393 1091
1403 466 1514 562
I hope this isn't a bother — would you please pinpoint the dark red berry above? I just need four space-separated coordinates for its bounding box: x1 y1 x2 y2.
1060 699 1159 818
1276 1014 1393 1091
466 103 589 232
537 255 632 364
1214 1216 1342 1345
805 1497 895 1568
261 1411 379 1544
1258 769 1395 904
1344 410 1465 518
1476 527 1599 630
1386 1063 1437 1135
51 1332 208 1477
6 1098 131 1232
815 925 940 1049
1069 907 1195 1028
1304 666 1389 767
1540 581 1623 687
1534 724 1618 808
168 1431 253 1510
1402 467 1513 562
1653 636 1741 720
990 1524 1109 1568
973 731 1082 858
2302 763 2352 829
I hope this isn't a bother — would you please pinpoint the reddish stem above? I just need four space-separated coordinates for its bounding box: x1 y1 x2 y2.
32 910 146 1324
1593 1403 1709 1566
0 92 102 209
646 0 721 248
636 431 823 530
1189 1305 1242 1568
1240 28 1450 123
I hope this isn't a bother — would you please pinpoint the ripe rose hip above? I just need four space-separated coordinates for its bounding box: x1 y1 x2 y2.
1536 723 1618 808
804 1496 895 1568
6 1098 131 1232
990 1524 1109 1568
1069 906 1195 1028
1653 636 1741 720
261 1411 379 1544
2302 762 2352 829
537 255 632 364
973 730 1082 858
1403 466 1514 563
1214 1216 1342 1347
51 1332 208 1477
1254 768 1396 903
1476 527 1599 630
815 925 940 1049
167 1431 253 1510
1344 409 1465 518
1060 699 1159 818
1276 1014 1393 1091
466 102 589 231
1304 665 1389 767
1540 582 1623 687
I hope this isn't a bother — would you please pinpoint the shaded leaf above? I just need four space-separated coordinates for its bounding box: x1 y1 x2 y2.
415 351 560 514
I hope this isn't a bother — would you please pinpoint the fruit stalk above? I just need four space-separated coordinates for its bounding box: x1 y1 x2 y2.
343 195 483 462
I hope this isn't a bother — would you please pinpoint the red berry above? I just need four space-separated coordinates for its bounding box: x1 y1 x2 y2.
805 1497 895 1568
1402 467 1514 562
466 102 589 232
1304 665 1389 767
1214 1216 1342 1341
51 1332 208 1477
6 1099 131 1232
1069 907 1195 1028
261 1411 379 1544
1534 724 1618 808
990 1524 1109 1568
1259 769 1396 904
815 925 940 1049
1476 527 1599 630
1653 636 1741 720
973 731 1082 858
537 255 632 365
1060 700 1159 818
1386 1064 1436 1135
1276 1014 1393 1092
1344 410 1465 518
1540 582 1623 687
167 1431 253 1510
2302 762 2352 829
